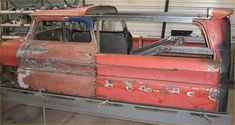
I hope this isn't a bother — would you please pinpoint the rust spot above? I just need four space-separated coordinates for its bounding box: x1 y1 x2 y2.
124 81 133 92
19 59 95 75
168 88 180 94
17 41 48 57
208 61 220 72
104 79 113 88
139 85 152 93
208 88 219 102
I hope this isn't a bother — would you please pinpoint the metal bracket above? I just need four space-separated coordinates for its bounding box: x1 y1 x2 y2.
0 87 232 125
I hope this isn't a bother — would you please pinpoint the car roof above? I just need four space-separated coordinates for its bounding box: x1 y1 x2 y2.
31 5 117 17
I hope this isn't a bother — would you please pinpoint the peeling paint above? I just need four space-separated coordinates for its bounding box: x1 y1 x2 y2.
41 59 56 71
124 81 132 92
208 61 220 72
18 58 95 75
17 41 48 57
104 79 113 88
168 88 180 94
17 69 30 88
139 85 152 93
208 88 219 102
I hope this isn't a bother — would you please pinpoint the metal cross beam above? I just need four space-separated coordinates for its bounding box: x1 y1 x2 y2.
132 45 213 56
88 13 209 23
1 87 232 125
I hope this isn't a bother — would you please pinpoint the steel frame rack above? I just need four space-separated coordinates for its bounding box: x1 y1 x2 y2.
89 13 207 23
1 86 232 125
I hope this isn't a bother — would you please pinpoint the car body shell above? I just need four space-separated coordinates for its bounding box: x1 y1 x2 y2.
0 5 233 112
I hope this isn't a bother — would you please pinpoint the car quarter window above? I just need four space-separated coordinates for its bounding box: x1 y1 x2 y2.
34 20 92 43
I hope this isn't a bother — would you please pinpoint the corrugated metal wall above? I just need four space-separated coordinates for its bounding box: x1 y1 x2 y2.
87 0 235 42
3 0 235 40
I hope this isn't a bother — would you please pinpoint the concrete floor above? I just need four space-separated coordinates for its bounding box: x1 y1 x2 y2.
0 88 234 125
1 103 151 125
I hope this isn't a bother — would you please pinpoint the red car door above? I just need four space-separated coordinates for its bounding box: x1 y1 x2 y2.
16 17 97 97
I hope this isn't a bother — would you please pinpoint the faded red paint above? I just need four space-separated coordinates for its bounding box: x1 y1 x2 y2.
31 5 117 18
1 39 23 66
16 39 97 97
0 6 233 112
96 54 219 72
96 76 217 111
194 19 227 61
191 9 233 61
210 8 233 19
96 54 220 111
97 65 218 85
17 40 97 64
18 69 95 96
31 5 94 17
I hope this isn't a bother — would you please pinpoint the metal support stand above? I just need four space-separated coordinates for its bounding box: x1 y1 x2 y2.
81 0 85 6
1 101 5 123
42 107 46 125
0 87 232 125
40 0 44 6
161 0 169 38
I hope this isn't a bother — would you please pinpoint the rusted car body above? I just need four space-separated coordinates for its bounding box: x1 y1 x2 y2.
0 5 233 113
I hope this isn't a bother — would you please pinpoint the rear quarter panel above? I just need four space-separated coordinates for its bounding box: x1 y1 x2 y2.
96 54 220 112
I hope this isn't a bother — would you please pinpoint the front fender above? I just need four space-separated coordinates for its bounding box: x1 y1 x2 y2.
1 39 24 66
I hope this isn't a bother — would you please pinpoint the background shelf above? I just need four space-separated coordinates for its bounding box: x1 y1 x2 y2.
0 23 31 27
0 10 34 14
1 35 22 39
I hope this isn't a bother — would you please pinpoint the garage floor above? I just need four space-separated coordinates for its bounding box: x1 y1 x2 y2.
1 88 234 125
